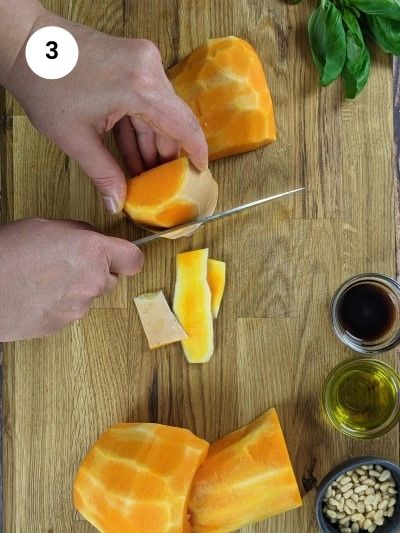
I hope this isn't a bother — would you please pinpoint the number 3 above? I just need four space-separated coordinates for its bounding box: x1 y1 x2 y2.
46 41 58 59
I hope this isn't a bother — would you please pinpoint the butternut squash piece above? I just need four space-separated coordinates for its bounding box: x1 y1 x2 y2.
168 36 277 161
73 423 209 533
189 408 302 532
124 157 218 239
134 290 188 349
207 259 226 318
173 249 214 363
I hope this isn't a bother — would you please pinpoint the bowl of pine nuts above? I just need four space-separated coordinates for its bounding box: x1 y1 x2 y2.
315 457 400 533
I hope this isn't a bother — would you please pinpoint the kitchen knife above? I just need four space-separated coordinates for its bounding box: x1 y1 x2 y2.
132 187 305 246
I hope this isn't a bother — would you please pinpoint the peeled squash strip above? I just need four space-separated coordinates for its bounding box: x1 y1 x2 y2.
207 259 226 318
189 408 302 532
168 36 277 161
134 291 188 349
73 423 209 533
173 249 214 363
124 157 218 239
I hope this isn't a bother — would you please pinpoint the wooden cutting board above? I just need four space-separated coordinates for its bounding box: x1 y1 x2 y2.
1 1 399 531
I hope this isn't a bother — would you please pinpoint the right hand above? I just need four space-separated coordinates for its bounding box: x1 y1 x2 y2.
0 218 144 341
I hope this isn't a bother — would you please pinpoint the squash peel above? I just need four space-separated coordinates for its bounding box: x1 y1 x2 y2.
124 157 218 239
207 259 226 318
173 249 214 363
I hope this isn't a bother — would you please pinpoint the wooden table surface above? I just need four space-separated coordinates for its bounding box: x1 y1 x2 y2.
1 1 399 532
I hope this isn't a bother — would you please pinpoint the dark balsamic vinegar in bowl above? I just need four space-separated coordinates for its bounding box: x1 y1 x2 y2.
338 283 396 342
331 274 400 353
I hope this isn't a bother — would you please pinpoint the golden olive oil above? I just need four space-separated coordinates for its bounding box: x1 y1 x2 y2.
323 359 400 438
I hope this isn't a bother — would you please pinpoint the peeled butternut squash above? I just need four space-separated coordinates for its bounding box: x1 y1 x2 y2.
73 423 209 533
173 249 214 363
207 259 226 318
168 36 277 161
124 157 218 239
189 408 302 532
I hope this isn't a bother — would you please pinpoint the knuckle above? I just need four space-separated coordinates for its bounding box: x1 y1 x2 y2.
136 39 161 61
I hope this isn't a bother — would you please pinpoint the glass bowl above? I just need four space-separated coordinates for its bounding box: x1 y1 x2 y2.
322 358 400 439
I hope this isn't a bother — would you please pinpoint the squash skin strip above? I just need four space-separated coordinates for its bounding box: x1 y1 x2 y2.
173 249 214 363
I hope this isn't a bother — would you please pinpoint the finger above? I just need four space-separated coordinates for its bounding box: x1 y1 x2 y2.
66 128 127 214
113 117 144 177
101 273 119 296
136 91 208 171
130 117 158 169
155 133 180 163
100 235 144 276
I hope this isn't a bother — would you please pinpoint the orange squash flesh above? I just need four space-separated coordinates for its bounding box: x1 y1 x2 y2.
124 157 218 238
168 36 277 161
189 408 302 532
173 249 214 363
73 423 209 533
207 259 226 318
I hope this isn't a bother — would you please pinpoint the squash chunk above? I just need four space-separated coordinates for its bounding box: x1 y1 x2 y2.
207 259 226 318
73 423 209 533
189 408 302 532
168 36 277 161
124 157 218 238
134 291 188 349
173 249 214 363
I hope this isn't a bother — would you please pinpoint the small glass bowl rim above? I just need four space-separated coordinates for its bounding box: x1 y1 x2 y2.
331 273 400 354
322 357 400 439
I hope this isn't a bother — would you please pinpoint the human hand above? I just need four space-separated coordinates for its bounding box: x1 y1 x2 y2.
0 219 144 341
2 7 208 214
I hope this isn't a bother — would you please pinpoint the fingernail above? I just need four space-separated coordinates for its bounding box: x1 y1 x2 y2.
193 159 209 172
103 195 121 214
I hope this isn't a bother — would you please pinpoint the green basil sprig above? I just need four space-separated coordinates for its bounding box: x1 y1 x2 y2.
308 0 346 86
342 8 371 98
293 0 400 98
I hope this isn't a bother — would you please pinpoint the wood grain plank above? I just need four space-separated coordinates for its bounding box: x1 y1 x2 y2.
1 1 399 532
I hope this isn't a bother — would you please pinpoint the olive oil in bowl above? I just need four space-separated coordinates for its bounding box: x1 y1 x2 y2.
323 359 400 438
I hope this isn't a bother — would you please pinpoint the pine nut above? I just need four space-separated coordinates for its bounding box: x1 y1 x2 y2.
344 489 353 499
352 474 359 484
364 479 375 487
378 470 391 482
339 516 350 525
340 476 351 485
329 497 339 507
356 502 365 513
388 497 396 508
378 499 388 510
367 526 376 533
380 481 390 491
364 495 374 506
354 485 368 494
375 517 384 526
346 500 356 511
388 487 397 495
341 483 353 493
351 523 359 533
356 468 365 476
387 506 395 518
351 513 364 522
369 470 380 477
374 509 383 522
326 509 337 519
375 465 383 472
362 518 373 529
365 488 374 495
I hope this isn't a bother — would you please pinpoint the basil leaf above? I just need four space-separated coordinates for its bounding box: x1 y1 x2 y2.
366 14 400 55
351 0 400 21
308 0 346 86
342 9 371 98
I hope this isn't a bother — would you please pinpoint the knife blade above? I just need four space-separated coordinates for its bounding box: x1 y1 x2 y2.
132 187 305 246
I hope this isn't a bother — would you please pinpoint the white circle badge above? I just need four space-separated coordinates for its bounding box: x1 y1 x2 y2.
25 26 79 80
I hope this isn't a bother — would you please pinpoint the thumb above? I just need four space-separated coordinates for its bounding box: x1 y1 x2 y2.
100 235 144 276
68 129 127 214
